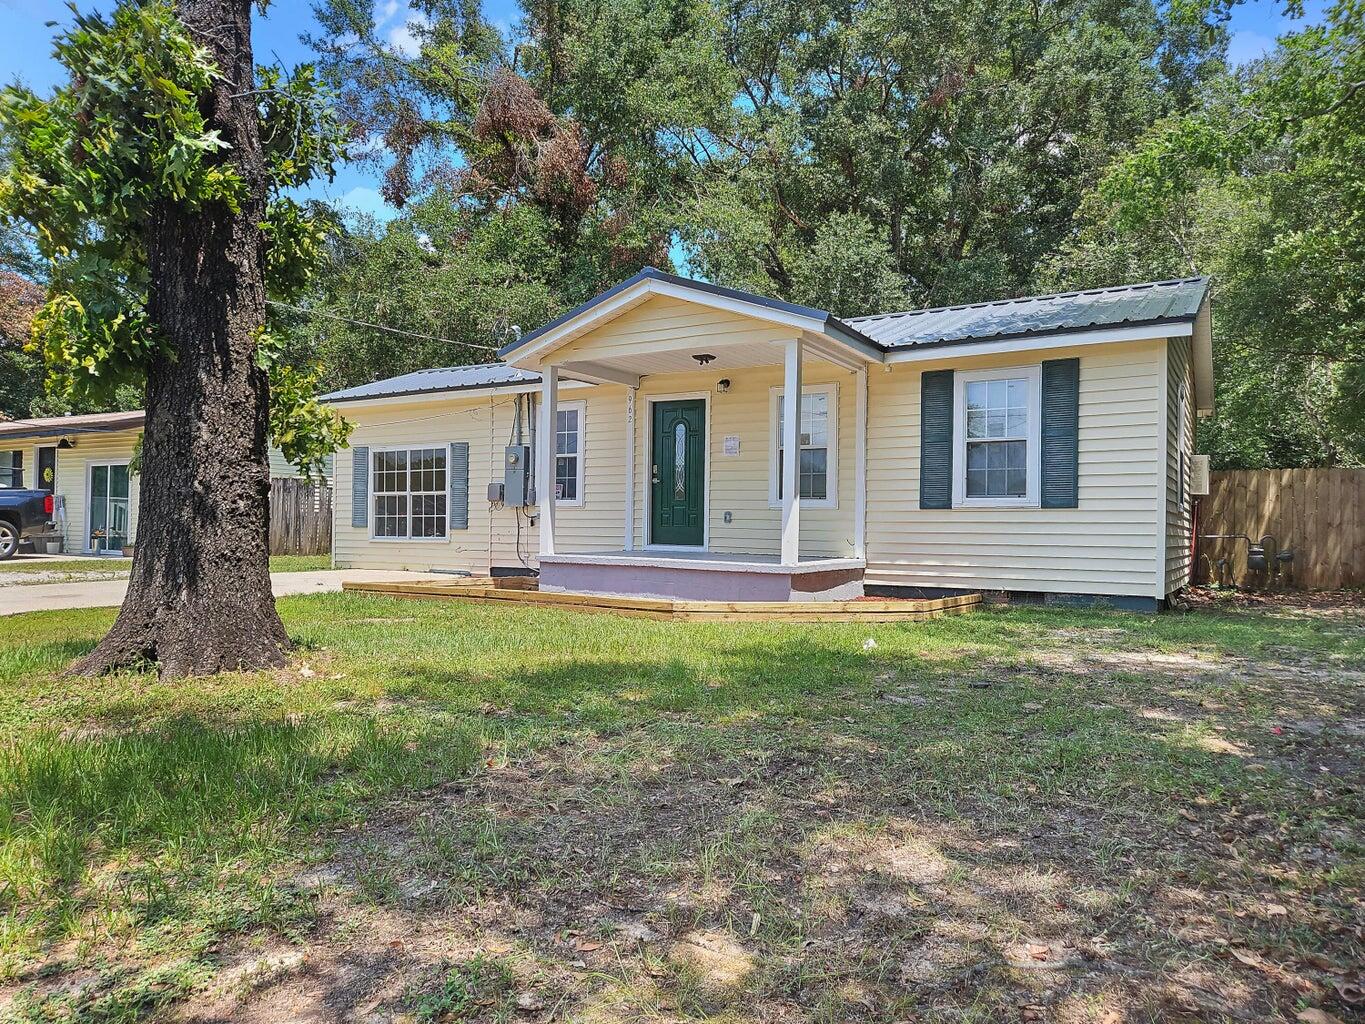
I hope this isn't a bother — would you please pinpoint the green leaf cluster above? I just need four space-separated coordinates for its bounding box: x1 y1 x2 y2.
0 1 351 472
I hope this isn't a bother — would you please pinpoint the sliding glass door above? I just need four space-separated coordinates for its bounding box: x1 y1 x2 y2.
89 463 130 553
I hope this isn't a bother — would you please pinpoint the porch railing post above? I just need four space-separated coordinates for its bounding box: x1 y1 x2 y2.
854 366 867 560
537 364 558 557
781 338 802 565
624 386 637 551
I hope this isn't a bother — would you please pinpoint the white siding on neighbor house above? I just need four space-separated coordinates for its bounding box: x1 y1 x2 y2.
864 339 1167 598
1165 336 1195 594
268 447 334 481
50 430 142 553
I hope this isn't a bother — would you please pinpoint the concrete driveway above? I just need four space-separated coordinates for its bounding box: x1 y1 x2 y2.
0 570 451 616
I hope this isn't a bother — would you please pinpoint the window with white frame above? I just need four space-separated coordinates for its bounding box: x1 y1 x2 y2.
554 402 585 504
0 450 21 489
953 366 1041 507
770 384 837 507
372 446 447 539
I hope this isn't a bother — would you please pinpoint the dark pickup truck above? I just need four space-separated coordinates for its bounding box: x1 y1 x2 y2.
0 489 54 560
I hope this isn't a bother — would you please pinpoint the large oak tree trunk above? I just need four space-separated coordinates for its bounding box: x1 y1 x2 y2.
74 0 288 677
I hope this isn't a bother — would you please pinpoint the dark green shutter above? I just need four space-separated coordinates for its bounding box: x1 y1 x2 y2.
351 446 369 528
448 442 470 529
1040 358 1080 508
919 369 954 509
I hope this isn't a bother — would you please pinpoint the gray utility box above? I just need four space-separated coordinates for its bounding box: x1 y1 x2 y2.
504 444 532 506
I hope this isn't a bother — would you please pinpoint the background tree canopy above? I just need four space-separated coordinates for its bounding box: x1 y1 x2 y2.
4 0 1361 468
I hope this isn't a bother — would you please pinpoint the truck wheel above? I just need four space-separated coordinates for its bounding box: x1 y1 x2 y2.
0 521 17 561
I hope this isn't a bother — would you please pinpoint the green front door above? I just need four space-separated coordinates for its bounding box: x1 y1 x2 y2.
651 399 705 546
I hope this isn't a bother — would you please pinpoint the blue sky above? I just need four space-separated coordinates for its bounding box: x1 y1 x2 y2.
0 0 1327 226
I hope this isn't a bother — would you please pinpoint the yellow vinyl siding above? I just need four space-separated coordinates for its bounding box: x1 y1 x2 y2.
629 364 857 556
1165 336 1195 594
333 388 628 571
864 340 1165 597
553 295 796 364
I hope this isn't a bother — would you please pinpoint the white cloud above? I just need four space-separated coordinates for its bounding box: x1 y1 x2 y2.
1227 29 1275 67
338 186 397 223
374 0 400 26
388 13 429 57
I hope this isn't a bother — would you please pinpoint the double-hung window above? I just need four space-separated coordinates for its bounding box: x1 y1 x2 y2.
554 401 585 505
952 366 1041 507
0 450 21 489
770 383 837 508
372 446 447 539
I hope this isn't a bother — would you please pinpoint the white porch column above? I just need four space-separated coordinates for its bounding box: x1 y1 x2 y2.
623 386 637 551
781 337 802 565
537 364 559 557
854 366 867 560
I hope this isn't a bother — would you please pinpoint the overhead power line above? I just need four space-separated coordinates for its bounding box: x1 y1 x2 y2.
266 299 505 352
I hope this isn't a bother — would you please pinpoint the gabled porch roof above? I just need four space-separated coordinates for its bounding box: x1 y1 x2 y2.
496 266 884 374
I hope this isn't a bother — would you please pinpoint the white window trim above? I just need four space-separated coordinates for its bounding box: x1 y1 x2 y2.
368 443 451 543
553 399 586 507
951 364 1042 509
643 391 711 552
85 460 133 555
767 382 839 510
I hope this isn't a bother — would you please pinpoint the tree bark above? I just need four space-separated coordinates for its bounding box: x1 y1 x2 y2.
73 0 288 678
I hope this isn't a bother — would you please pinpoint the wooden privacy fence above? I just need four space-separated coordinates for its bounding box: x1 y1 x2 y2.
269 478 332 556
1196 468 1363 589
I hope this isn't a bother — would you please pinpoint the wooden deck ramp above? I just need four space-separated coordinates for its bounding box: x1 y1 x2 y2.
341 576 980 622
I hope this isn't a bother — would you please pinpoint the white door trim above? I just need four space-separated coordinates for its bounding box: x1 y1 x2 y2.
643 390 711 551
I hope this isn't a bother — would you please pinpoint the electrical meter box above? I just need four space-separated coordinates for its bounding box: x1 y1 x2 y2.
504 445 532 506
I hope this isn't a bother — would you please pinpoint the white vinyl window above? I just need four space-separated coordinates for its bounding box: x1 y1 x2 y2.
0 450 21 489
372 446 447 540
952 366 1041 508
554 401 585 505
769 383 838 509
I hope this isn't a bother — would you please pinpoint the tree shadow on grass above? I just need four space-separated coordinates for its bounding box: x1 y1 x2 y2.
221 649 1365 1024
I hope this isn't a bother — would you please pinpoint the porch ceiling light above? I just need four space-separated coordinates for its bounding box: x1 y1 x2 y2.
693 353 716 366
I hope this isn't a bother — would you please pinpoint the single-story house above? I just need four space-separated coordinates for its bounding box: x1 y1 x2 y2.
0 410 332 555
322 269 1211 610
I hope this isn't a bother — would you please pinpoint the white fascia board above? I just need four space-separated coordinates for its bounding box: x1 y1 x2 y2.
882 322 1193 364
508 278 837 368
557 360 643 388
1192 299 1215 416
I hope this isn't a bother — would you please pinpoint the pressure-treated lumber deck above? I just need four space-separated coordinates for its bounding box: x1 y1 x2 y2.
341 577 980 622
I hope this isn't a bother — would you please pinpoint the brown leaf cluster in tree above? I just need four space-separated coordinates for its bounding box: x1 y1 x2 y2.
533 121 597 223
0 271 43 347
473 66 554 142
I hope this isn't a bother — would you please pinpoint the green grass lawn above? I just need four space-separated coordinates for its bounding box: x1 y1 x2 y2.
0 554 330 579
0 593 1360 1022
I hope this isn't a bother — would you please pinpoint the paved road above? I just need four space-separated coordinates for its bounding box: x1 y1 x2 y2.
0 570 450 616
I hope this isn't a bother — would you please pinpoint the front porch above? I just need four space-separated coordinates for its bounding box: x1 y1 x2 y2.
508 268 877 602
538 550 866 602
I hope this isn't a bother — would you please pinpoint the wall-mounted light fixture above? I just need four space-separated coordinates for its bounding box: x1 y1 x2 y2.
56 437 76 449
716 378 731 393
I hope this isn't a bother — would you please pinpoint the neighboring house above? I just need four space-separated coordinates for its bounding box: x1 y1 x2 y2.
0 410 331 555
323 269 1211 610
